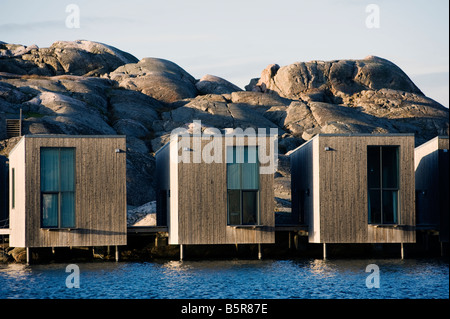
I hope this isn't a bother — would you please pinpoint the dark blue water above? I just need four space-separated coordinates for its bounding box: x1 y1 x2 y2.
0 259 448 299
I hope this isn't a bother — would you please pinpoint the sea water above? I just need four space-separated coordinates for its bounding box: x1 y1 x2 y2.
0 258 448 299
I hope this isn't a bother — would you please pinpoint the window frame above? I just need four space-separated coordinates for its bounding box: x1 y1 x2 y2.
226 146 261 226
367 145 400 225
40 147 76 229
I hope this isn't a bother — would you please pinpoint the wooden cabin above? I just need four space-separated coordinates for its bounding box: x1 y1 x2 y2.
415 136 449 243
8 135 127 260
156 131 277 258
290 134 416 257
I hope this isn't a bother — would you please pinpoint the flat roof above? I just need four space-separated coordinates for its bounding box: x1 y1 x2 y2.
21 134 126 138
154 132 278 156
415 135 449 150
288 133 416 156
8 134 127 156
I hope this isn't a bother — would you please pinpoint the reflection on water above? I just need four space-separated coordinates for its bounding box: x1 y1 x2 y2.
0 258 448 299
308 259 338 278
1 263 31 280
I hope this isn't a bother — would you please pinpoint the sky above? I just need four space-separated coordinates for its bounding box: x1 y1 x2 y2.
0 0 448 107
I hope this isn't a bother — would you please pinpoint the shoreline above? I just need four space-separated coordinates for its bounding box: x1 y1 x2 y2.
2 232 448 264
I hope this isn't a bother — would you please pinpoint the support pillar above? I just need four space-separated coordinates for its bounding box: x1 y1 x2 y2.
180 244 184 261
400 243 405 260
323 243 327 260
115 245 119 262
288 232 292 250
26 247 30 264
258 244 262 260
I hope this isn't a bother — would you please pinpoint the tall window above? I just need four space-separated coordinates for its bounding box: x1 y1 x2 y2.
367 146 399 225
227 146 259 225
40 148 75 228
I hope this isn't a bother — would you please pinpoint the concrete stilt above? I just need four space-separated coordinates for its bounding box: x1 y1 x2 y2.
288 232 292 250
180 244 184 261
401 243 405 259
258 244 262 260
323 243 327 260
115 245 119 262
26 247 30 264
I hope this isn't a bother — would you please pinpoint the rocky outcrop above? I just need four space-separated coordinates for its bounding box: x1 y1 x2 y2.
246 56 448 146
196 74 242 95
0 40 448 215
1 248 12 263
107 57 198 103
247 56 422 99
8 247 27 263
0 40 139 77
127 201 157 226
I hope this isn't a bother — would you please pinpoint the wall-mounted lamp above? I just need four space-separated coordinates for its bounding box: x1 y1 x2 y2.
115 149 125 153
324 146 331 151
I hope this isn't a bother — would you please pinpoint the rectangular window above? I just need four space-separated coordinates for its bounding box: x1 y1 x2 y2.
367 146 399 225
40 147 75 228
227 146 260 225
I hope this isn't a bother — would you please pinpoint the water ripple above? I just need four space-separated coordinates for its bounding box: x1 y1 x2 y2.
0 258 448 299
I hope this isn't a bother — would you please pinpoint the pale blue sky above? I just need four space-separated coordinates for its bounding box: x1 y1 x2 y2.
0 0 448 107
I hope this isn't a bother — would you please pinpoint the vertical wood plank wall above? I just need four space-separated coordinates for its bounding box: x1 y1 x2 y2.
170 136 275 245
12 136 127 248
155 143 170 226
438 138 449 242
291 134 416 244
290 138 316 238
415 136 449 242
415 137 440 226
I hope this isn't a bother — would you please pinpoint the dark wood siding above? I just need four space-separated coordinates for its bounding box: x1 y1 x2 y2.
438 147 449 242
175 136 275 245
291 134 415 244
24 136 127 247
156 144 170 226
415 136 449 242
290 139 314 226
